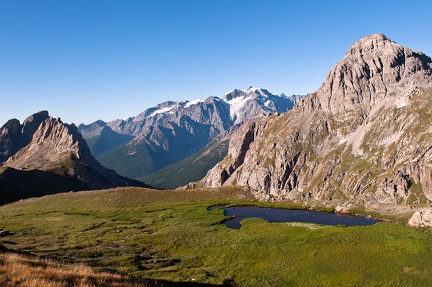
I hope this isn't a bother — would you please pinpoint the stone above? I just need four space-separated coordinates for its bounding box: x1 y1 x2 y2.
408 209 432 227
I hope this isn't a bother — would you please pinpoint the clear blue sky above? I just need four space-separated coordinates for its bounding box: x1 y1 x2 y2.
1 0 432 125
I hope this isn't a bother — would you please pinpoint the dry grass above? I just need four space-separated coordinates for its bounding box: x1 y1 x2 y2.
0 252 147 287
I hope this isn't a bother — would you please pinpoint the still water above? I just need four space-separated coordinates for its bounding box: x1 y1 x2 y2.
208 206 377 229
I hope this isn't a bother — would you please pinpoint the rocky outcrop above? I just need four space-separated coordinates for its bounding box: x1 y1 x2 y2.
4 115 144 190
317 34 432 131
0 112 147 205
408 209 432 227
201 34 432 207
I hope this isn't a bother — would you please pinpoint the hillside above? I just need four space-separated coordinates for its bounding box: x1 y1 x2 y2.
141 127 237 189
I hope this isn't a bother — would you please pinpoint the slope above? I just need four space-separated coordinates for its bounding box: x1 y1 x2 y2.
141 127 238 189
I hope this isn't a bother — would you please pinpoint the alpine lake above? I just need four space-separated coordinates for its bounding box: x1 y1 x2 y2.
208 205 378 229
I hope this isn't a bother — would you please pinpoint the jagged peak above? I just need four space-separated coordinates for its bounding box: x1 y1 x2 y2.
95 120 107 126
314 34 432 118
223 86 270 101
23 110 49 126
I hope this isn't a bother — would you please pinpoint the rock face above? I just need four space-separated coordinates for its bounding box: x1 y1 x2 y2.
408 209 432 227
0 112 147 205
0 111 49 162
79 87 301 179
202 34 432 207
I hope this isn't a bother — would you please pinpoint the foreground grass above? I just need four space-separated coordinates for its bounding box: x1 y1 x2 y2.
1 187 432 286
0 252 148 287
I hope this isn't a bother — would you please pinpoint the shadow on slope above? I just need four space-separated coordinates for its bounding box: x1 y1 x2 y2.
0 167 89 206
141 136 229 189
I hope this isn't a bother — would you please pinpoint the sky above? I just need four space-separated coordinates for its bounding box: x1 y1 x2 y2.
1 0 432 125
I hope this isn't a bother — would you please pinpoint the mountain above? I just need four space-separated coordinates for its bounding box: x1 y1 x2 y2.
79 87 301 180
141 126 239 189
201 34 432 206
77 120 134 157
0 111 147 205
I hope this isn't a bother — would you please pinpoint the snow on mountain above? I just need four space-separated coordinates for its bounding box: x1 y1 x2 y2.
135 87 289 123
222 86 294 123
226 93 250 119
148 104 177 117
84 87 302 139
184 99 204 108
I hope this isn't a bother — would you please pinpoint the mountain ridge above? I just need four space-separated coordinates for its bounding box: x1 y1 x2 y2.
79 87 304 180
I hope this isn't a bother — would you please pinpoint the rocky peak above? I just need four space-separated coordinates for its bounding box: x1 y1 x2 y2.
201 34 432 208
223 87 270 101
4 112 145 190
0 111 50 163
315 33 432 126
21 110 50 146
0 119 21 162
6 116 92 170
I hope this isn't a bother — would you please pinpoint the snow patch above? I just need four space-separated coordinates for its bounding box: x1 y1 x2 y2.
247 86 261 92
264 100 272 108
184 99 204 108
227 95 250 119
148 105 176 117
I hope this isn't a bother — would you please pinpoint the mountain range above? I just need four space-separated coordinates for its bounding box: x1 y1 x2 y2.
201 33 432 207
78 87 302 181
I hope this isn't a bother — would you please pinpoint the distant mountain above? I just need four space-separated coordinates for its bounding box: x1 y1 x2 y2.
79 87 303 180
202 34 432 207
77 120 133 157
0 111 147 205
141 126 239 189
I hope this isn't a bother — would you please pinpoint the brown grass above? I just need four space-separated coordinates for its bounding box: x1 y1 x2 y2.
0 252 147 287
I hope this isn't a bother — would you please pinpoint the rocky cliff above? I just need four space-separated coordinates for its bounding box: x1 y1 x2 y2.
202 34 432 207
0 111 49 163
0 112 147 205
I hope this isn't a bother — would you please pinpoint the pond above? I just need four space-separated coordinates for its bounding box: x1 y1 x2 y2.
208 206 378 229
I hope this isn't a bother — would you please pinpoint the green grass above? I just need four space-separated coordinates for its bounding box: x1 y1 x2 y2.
1 187 432 286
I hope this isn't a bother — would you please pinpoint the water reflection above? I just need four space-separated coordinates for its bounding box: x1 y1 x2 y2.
208 206 377 229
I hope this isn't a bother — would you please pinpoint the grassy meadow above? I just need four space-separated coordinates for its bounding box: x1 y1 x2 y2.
1 187 432 286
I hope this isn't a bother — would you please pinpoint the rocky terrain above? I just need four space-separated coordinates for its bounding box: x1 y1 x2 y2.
79 87 302 179
201 34 432 213
0 112 146 205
